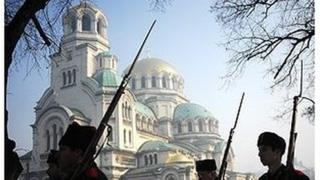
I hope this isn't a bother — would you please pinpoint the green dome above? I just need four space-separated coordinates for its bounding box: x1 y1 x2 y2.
138 140 188 153
135 102 156 119
92 69 122 87
173 103 214 121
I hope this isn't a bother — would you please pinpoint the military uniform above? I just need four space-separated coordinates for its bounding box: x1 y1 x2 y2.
72 163 108 180
259 164 309 180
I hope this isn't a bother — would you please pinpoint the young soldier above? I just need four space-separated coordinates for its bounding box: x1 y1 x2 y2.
195 159 217 180
57 122 108 180
257 132 310 180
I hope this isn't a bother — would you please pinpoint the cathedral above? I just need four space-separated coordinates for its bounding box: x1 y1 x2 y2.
19 2 256 180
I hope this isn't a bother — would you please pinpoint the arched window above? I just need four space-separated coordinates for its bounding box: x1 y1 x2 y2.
124 129 126 144
68 71 72 84
154 154 158 164
149 154 153 165
177 122 182 133
141 76 146 88
144 155 148 166
129 131 132 144
63 72 66 86
162 76 166 88
46 130 50 151
100 58 102 67
72 69 76 83
132 78 136 90
53 125 57 149
82 14 91 31
188 122 192 132
199 121 203 132
152 76 156 87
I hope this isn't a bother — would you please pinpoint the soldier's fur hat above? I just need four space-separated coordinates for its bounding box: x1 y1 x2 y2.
59 122 96 152
257 131 286 155
195 159 217 172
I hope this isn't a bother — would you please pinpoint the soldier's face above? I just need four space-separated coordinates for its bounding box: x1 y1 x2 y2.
197 171 217 180
258 145 281 166
58 145 82 172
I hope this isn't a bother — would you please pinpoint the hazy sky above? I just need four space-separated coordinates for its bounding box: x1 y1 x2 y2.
6 0 315 175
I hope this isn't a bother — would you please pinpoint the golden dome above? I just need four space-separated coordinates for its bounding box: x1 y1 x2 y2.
166 153 193 163
124 57 181 77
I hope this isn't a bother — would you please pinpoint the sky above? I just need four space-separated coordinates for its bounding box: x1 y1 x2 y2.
6 0 316 176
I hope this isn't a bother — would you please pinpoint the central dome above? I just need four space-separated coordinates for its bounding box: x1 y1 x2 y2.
125 57 181 76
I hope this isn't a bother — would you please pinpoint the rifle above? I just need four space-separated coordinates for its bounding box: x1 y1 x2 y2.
286 61 303 170
217 92 245 180
69 20 156 180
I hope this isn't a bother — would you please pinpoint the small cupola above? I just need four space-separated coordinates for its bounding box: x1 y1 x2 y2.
96 51 118 71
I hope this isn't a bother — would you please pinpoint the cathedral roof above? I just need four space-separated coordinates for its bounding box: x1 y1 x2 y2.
138 140 188 153
173 103 215 121
92 69 122 87
135 102 156 119
125 57 181 77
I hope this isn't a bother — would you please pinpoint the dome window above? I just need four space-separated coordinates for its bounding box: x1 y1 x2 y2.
177 122 182 133
149 154 153 165
154 154 158 164
141 76 146 88
152 76 156 87
82 14 91 31
188 121 192 132
144 155 148 166
162 76 167 88
199 120 203 132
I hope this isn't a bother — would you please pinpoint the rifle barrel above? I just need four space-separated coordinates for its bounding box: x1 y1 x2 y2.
217 92 245 180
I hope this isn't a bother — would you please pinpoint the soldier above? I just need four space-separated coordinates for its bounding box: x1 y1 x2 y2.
195 159 217 180
257 132 310 180
57 122 108 180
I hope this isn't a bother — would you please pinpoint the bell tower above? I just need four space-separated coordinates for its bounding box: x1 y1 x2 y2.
61 2 109 51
